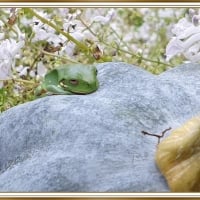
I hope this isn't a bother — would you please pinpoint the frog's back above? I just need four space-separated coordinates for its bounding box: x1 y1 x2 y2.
57 64 97 82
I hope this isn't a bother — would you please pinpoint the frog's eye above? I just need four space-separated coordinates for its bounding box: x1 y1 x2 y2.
95 69 98 75
69 79 79 85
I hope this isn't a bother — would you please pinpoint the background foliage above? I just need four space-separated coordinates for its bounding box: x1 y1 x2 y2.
0 8 190 112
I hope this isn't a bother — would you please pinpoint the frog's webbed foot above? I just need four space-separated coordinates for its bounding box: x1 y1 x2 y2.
34 85 47 97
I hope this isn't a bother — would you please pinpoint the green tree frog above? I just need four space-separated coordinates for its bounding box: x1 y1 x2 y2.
35 64 99 97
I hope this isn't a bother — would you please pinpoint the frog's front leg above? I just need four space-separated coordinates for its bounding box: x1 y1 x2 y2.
34 84 46 97
46 85 73 95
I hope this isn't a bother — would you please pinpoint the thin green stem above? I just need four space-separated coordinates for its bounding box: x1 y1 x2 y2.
80 17 172 67
30 53 42 69
26 8 90 53
41 50 79 64
0 78 36 84
0 17 18 37
26 8 172 66
15 79 35 84
79 17 97 37
100 39 172 67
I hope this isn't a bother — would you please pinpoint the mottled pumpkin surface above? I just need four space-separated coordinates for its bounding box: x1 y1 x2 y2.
156 116 200 192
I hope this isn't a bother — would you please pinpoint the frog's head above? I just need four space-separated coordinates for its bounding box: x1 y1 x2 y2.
58 64 99 95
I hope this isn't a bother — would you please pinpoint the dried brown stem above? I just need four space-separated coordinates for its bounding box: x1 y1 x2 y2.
141 127 172 144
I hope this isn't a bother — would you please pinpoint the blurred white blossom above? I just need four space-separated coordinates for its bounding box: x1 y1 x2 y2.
18 66 29 76
57 8 69 18
32 16 56 43
166 9 200 62
30 10 62 45
93 9 116 25
158 9 174 18
29 70 36 78
37 61 47 77
0 39 24 88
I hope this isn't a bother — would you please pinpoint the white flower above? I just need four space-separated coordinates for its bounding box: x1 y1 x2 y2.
0 39 24 88
183 42 200 62
93 9 116 25
71 31 84 42
31 10 57 43
32 28 53 42
18 66 29 76
135 24 151 41
165 37 183 61
20 16 33 26
171 18 193 36
47 34 65 46
166 11 200 62
0 60 12 80
57 8 69 18
14 24 26 41
29 70 36 78
0 39 24 60
32 20 56 43
158 9 174 18
37 62 47 77
15 65 24 72
63 42 76 57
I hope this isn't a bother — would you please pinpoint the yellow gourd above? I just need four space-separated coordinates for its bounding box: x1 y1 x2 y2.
155 116 200 192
